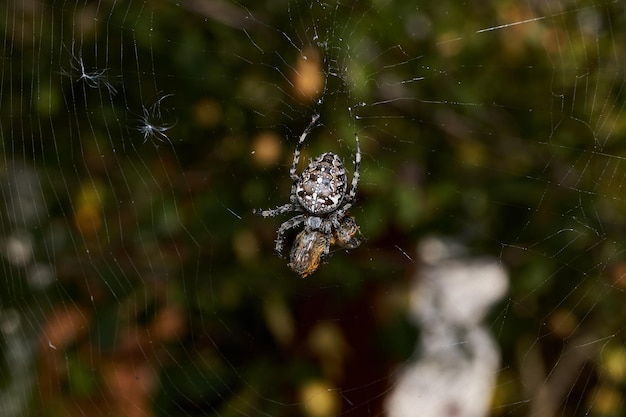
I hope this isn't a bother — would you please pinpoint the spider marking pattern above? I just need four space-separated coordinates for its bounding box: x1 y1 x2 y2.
254 114 362 278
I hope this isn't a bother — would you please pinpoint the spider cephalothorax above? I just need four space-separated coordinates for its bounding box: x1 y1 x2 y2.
254 114 362 278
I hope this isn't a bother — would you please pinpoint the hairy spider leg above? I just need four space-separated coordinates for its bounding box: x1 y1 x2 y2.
253 114 320 218
347 131 361 202
253 203 299 218
333 131 361 220
275 214 307 255
334 216 362 249
289 114 321 185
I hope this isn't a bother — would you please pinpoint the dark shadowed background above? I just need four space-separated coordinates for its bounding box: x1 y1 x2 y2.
2 1 626 416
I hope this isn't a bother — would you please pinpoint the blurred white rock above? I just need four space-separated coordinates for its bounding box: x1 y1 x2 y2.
386 236 509 417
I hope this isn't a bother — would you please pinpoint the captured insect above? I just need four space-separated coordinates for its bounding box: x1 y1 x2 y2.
254 114 362 278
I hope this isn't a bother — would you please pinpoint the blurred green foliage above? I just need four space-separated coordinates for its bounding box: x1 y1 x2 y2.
2 0 626 416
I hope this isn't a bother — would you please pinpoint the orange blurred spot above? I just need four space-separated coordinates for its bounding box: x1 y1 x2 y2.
602 346 626 383
436 31 462 57
307 322 349 380
74 182 104 236
299 380 340 417
104 362 157 417
609 262 626 288
74 204 102 235
193 98 223 129
252 131 283 167
233 229 259 262
546 308 578 338
149 306 187 341
263 293 295 347
40 305 90 350
588 387 622 416
294 46 324 101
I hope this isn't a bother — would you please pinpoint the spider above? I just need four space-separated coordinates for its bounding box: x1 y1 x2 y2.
254 114 362 278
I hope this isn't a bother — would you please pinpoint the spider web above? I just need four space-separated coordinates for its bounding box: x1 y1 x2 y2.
2 0 626 416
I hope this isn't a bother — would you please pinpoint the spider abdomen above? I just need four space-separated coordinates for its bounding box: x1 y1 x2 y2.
288 230 330 278
296 152 347 214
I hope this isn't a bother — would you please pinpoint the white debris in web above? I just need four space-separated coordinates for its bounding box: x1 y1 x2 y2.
0 310 35 417
386 236 509 417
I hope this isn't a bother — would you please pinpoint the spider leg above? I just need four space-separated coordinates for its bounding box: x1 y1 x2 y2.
289 114 320 182
326 131 360 222
319 220 333 260
253 203 298 218
319 218 334 236
329 131 361 236
344 131 361 203
319 232 331 264
334 216 362 249
254 115 318 218
332 202 353 223
275 214 307 256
